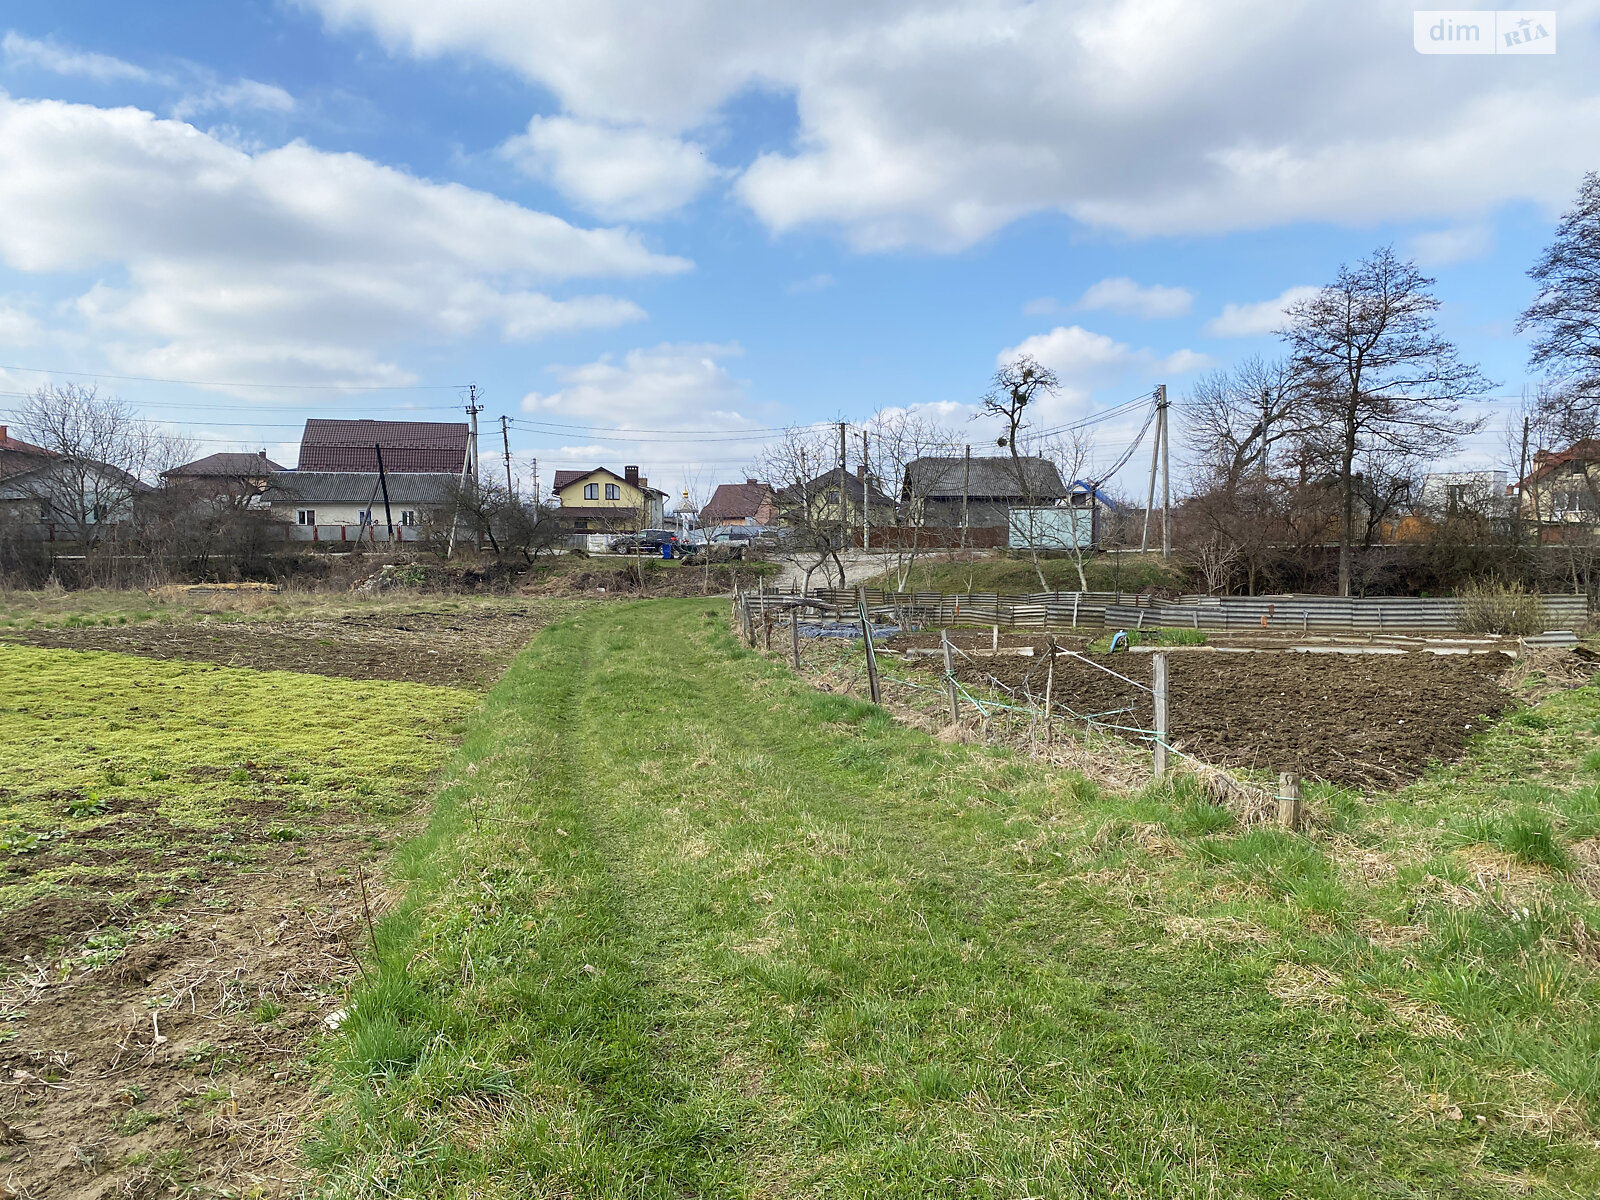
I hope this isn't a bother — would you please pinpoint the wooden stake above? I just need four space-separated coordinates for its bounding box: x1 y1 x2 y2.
1043 639 1055 747
992 624 999 652
1276 772 1303 831
1151 651 1169 780
942 628 959 724
858 590 881 704
791 607 802 669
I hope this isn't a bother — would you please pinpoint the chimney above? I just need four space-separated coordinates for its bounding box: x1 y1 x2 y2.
625 465 639 488
746 478 757 486
0 425 6 444
258 449 267 459
856 463 867 481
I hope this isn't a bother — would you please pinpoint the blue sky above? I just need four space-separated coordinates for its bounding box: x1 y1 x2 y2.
0 1 1595 501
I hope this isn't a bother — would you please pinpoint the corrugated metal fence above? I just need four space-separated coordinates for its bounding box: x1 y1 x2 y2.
741 585 1591 634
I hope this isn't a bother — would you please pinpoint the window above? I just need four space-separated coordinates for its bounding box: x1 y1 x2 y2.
297 509 315 526
584 483 599 500
357 509 373 525
574 519 588 529
400 510 417 526
605 483 620 500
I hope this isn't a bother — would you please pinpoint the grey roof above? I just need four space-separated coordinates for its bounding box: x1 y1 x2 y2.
264 471 459 505
904 456 1067 500
165 452 287 477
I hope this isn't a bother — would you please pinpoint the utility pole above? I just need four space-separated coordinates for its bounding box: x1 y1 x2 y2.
499 414 515 496
860 429 870 553
961 444 971 551
465 384 483 482
838 421 848 560
1159 384 1171 559
1518 413 1531 542
374 443 394 543
531 458 540 506
1140 389 1162 553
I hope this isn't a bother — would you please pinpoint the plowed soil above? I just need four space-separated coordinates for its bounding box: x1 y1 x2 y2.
909 644 1520 788
2 606 558 689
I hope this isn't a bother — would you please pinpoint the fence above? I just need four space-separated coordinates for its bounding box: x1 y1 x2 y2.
739 583 1591 635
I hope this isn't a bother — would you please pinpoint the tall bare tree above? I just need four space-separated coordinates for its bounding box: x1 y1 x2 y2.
1281 247 1490 595
979 355 1068 591
753 424 849 590
12 383 187 552
865 408 956 591
1520 172 1600 416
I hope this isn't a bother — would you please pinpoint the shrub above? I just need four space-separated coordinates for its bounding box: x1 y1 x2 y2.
1456 580 1549 636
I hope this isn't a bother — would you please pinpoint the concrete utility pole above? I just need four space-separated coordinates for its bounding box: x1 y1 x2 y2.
961 444 971 550
1140 388 1161 554
531 458 539 506
374 443 394 543
838 421 848 559
860 429 870 552
465 385 483 481
500 414 515 496
1159 384 1171 559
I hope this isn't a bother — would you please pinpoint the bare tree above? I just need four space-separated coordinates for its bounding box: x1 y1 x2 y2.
1186 356 1304 487
753 425 848 591
979 355 1067 591
1520 171 1600 415
866 409 957 591
11 383 188 559
1281 247 1491 595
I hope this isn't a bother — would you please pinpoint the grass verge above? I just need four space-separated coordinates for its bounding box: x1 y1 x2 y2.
311 599 1600 1197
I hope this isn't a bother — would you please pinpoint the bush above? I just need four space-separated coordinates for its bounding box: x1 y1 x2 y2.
1456 580 1549 636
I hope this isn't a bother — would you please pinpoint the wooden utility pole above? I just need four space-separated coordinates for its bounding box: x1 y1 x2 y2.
374 443 394 543
941 628 959 723
1151 651 1169 780
1140 390 1161 553
1159 384 1171 559
500 414 515 496
1518 414 1531 543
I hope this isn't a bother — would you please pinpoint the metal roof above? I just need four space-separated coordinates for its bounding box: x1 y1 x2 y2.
905 455 1067 500
297 419 470 473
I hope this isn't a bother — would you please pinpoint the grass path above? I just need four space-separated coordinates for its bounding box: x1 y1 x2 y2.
311 601 1600 1197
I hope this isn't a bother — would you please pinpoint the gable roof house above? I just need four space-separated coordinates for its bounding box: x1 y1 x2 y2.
700 480 776 529
551 466 668 532
0 424 150 543
1517 441 1600 535
162 451 288 503
903 456 1068 528
263 471 460 542
296 419 472 474
774 466 897 547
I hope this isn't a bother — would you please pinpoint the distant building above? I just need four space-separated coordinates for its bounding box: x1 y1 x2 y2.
701 479 776 529
1418 469 1510 517
552 466 667 532
295 419 471 474
1517 441 1600 528
162 451 287 501
903 456 1067 528
263 471 458 541
0 423 148 540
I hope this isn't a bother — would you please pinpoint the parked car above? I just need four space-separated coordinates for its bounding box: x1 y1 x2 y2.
609 528 680 555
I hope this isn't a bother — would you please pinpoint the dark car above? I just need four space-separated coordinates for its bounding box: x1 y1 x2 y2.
609 528 680 555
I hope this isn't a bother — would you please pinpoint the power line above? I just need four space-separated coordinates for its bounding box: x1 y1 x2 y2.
0 361 466 391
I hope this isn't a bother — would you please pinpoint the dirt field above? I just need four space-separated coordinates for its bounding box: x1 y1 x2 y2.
0 598 548 1197
1 603 567 689
901 642 1525 787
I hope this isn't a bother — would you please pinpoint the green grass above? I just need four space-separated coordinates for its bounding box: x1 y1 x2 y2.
310 600 1600 1197
0 645 478 921
866 552 1185 595
1086 627 1208 651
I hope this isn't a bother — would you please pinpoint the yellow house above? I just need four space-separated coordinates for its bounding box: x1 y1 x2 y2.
552 465 667 532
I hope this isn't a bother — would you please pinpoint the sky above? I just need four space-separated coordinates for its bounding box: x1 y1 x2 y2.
0 0 1595 505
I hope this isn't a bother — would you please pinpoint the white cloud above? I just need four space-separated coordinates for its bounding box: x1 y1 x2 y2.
1407 223 1492 267
1203 285 1319 337
787 272 834 294
2 31 154 83
0 94 688 386
300 0 1600 250
171 79 296 121
1022 297 1058 317
0 303 40 346
522 342 750 427
999 324 1208 386
1077 276 1192 318
501 116 717 220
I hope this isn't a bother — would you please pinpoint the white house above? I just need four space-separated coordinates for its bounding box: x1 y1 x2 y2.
263 471 459 542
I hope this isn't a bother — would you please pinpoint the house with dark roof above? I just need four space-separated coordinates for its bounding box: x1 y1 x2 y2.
701 479 776 529
551 466 667 532
775 466 897 534
0 423 150 541
902 455 1067 529
296 419 471 474
162 451 287 502
1517 440 1600 533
